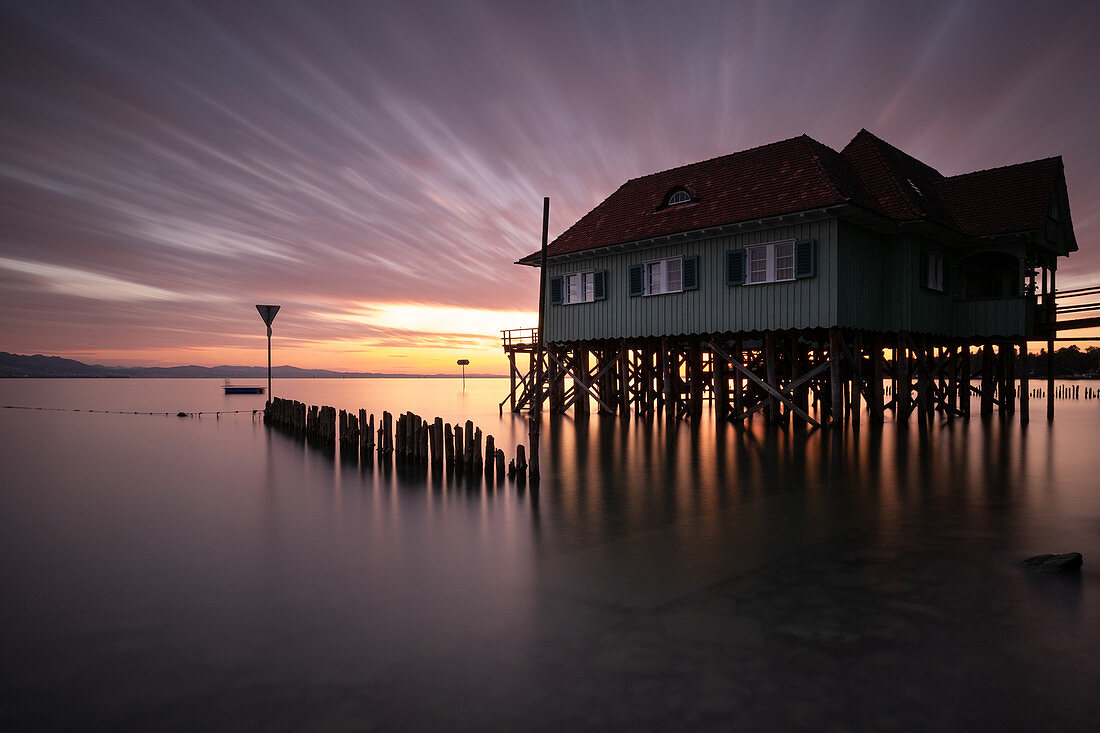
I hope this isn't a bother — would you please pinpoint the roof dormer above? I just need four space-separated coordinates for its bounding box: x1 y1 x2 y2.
660 186 695 210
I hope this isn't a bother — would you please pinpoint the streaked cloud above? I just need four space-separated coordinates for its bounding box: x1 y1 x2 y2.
0 256 189 302
1 0 1098 368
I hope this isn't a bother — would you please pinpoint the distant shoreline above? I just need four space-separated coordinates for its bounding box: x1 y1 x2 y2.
0 352 504 379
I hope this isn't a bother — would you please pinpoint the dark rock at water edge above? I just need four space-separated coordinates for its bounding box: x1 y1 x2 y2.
1020 553 1083 574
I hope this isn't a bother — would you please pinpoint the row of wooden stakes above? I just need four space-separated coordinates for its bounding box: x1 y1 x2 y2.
1029 385 1100 400
264 397 535 481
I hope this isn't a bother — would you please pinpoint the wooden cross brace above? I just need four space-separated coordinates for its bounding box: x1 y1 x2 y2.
549 350 617 415
708 341 823 428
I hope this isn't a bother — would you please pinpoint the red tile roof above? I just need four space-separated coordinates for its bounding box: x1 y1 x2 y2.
934 157 1062 237
522 130 1065 263
840 129 955 227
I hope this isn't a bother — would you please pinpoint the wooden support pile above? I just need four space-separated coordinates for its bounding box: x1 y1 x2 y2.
502 330 1036 427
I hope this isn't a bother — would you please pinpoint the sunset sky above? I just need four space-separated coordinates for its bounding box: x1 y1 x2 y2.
2 0 1098 374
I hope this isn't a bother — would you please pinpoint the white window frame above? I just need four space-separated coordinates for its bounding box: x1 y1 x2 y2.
562 270 596 304
926 252 944 292
745 240 796 284
667 190 691 206
644 257 683 295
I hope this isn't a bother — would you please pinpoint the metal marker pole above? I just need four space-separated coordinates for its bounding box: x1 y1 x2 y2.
267 324 272 401
256 305 280 406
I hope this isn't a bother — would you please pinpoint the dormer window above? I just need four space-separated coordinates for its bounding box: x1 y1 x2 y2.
660 186 695 210
667 189 691 206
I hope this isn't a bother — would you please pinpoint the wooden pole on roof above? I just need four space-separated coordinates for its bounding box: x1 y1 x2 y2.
529 196 550 481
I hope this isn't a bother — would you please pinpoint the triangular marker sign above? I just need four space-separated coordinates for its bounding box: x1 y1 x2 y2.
256 304 280 326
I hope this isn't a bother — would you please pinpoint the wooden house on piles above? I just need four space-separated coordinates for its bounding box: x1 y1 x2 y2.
502 129 1079 426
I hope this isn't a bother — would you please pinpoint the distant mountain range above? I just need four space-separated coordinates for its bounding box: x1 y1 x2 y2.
0 352 501 379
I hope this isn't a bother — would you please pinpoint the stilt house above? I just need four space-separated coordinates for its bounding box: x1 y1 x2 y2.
505 130 1079 426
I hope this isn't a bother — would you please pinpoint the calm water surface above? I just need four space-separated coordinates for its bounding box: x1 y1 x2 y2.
2 378 1099 731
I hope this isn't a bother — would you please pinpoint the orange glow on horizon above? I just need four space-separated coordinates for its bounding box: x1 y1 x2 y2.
56 301 539 374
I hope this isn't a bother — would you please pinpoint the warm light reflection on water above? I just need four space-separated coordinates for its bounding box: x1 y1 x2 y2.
1 379 1098 729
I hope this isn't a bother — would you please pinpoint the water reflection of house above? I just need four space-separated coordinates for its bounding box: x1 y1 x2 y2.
504 130 1080 425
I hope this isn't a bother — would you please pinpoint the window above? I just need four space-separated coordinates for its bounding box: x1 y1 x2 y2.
667 190 691 206
660 187 695 209
727 239 815 285
563 271 595 304
629 256 698 296
922 252 944 292
646 257 681 295
745 240 796 284
550 270 606 305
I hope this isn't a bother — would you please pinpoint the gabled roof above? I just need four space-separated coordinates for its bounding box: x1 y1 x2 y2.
840 129 955 228
521 130 1070 263
933 157 1063 237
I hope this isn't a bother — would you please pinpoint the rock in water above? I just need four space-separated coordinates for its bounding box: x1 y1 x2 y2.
1020 553 1083 574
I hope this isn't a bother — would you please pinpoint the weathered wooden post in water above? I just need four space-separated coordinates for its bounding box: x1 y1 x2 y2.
256 305 280 402
529 196 550 482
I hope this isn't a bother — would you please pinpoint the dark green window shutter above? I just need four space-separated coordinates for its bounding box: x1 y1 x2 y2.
594 270 607 301
726 250 746 286
682 256 699 290
628 264 644 297
795 239 816 279
919 252 929 289
550 276 563 305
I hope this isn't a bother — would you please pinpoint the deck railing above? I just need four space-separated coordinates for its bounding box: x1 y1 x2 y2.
501 328 539 349
1055 285 1100 318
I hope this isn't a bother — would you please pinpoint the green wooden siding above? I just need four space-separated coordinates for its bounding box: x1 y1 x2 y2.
543 220 837 342
907 233 956 335
836 220 893 332
542 217 1035 341
953 298 1030 338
